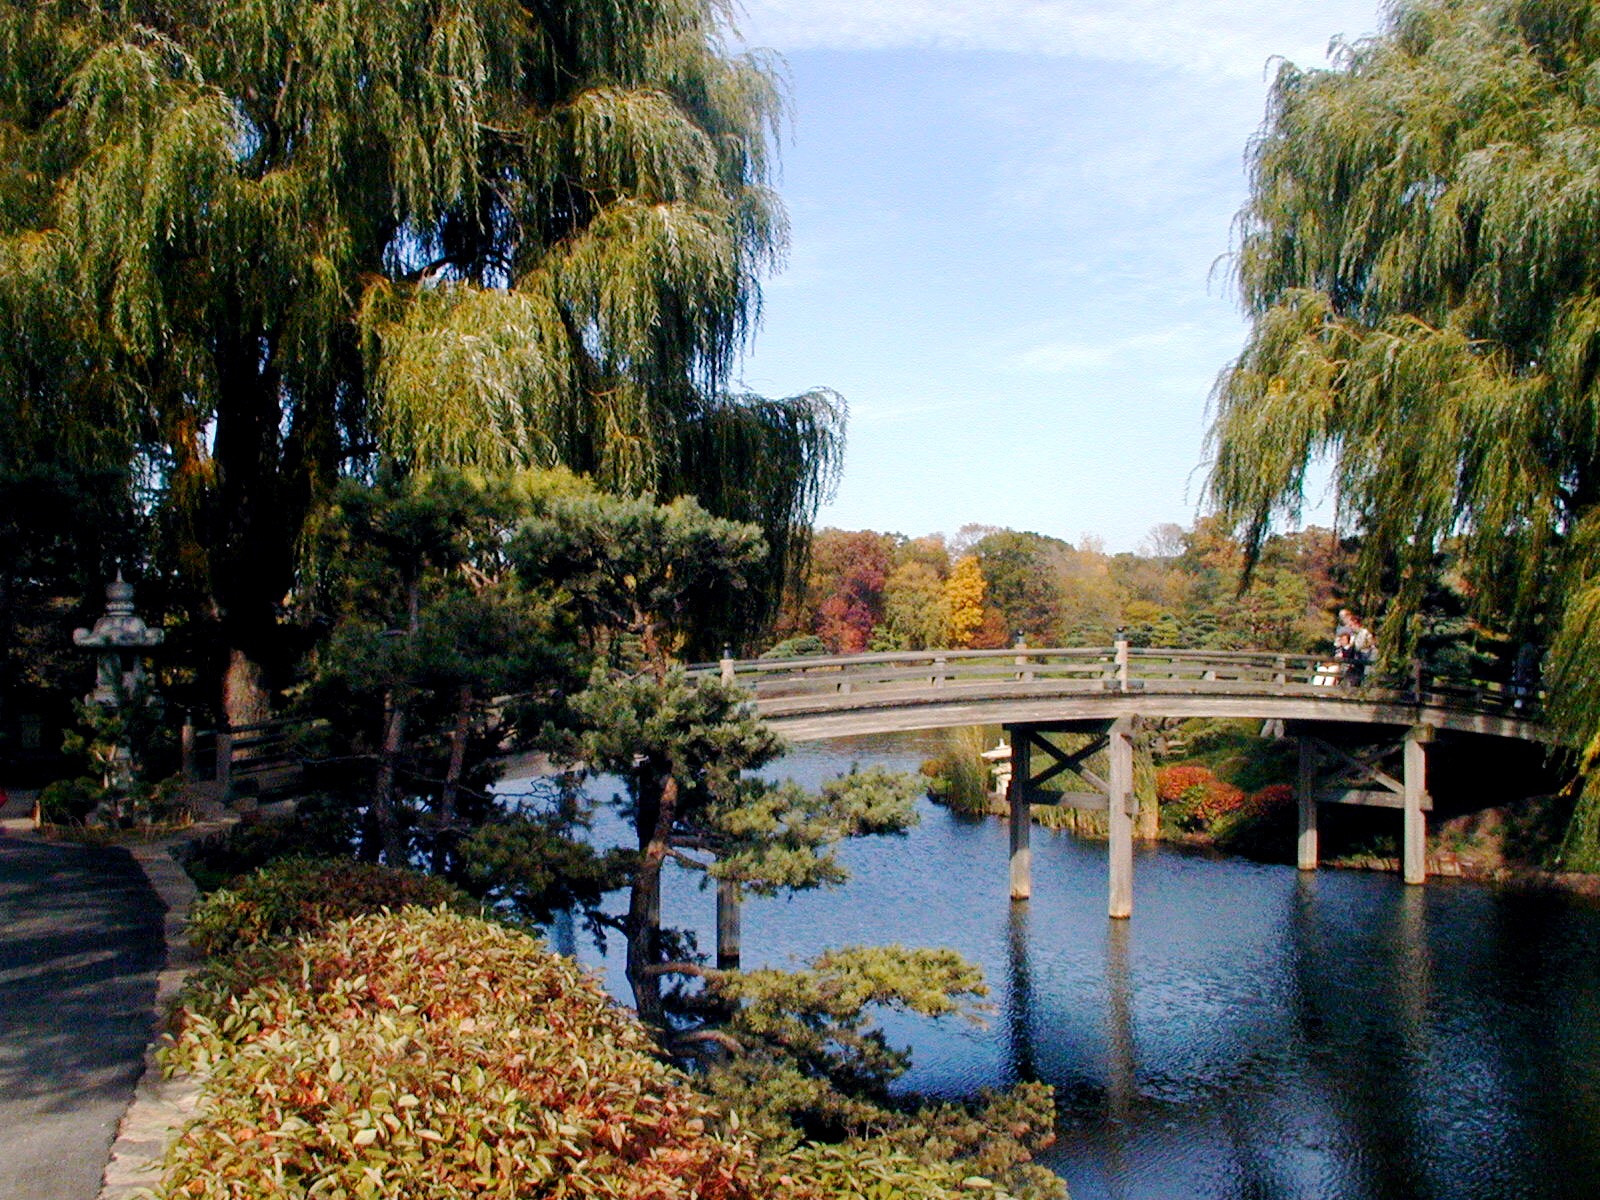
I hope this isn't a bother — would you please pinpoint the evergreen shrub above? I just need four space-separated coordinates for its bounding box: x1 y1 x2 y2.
185 857 476 958
178 799 356 892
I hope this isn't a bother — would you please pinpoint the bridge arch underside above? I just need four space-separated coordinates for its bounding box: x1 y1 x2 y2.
753 682 1552 919
758 688 1542 745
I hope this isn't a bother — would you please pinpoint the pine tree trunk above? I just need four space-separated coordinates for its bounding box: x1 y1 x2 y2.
626 774 678 1028
370 689 408 865
368 577 423 866
434 684 473 874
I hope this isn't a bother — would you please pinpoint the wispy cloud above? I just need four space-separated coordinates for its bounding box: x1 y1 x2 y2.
1008 325 1230 374
736 0 1383 80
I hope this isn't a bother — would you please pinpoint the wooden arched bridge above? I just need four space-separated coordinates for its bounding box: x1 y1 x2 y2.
694 643 1551 922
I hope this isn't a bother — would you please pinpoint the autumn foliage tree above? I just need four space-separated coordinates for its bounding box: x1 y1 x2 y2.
943 556 987 648
801 530 895 652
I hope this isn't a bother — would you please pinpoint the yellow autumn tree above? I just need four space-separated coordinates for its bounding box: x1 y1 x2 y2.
943 555 987 648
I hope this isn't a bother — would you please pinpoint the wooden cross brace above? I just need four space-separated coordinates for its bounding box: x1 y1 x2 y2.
1306 734 1432 811
1013 727 1113 810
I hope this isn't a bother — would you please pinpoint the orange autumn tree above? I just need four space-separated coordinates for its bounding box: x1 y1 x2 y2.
943 555 987 648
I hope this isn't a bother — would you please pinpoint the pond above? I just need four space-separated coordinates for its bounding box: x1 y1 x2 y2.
516 731 1600 1200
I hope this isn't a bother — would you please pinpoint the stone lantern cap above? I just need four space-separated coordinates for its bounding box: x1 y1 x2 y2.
73 572 165 649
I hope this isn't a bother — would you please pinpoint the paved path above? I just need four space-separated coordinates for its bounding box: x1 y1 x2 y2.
0 834 165 1200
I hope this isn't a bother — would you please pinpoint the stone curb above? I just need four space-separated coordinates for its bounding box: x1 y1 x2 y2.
96 818 235 1200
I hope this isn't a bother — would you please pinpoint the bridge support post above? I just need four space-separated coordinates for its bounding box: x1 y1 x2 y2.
1403 725 1431 885
1109 716 1134 919
1009 730 1032 901
716 879 741 969
216 727 234 802
1297 737 1318 871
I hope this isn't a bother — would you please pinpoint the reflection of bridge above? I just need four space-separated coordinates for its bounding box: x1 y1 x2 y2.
698 644 1551 920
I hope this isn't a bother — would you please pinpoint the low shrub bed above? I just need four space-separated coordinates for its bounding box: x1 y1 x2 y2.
160 907 771 1199
157 862 1034 1199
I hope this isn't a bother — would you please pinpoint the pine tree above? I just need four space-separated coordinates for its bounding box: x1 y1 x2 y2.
513 491 922 1028
297 467 609 868
0 0 840 727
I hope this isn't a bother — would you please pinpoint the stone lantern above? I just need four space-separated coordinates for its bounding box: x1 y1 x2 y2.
73 571 165 705
72 573 164 802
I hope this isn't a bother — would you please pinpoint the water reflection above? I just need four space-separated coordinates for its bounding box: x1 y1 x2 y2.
1103 919 1136 1199
527 732 1600 1200
1007 901 1036 1083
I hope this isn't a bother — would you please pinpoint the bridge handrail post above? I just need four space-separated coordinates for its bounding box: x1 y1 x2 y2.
215 726 233 800
1115 631 1130 692
932 654 946 687
720 645 736 686
180 712 197 782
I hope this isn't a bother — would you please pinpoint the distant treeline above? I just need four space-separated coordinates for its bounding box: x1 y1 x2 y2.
772 519 1517 682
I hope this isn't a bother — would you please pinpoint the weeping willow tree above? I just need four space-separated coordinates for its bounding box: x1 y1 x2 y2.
0 0 839 727
1207 0 1600 856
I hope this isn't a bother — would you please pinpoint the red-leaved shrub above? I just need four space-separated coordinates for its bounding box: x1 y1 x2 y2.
1156 764 1214 802
1245 783 1295 815
1157 764 1255 828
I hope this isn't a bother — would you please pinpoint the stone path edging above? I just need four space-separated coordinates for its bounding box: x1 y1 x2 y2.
96 820 234 1200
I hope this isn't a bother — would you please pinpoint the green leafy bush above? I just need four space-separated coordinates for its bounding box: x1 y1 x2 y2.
1210 782 1299 860
177 800 357 892
159 909 771 1200
38 772 193 830
185 857 476 958
166 869 1045 1199
761 634 829 659
37 776 103 825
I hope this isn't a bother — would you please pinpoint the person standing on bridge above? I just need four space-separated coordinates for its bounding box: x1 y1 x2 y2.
1336 609 1375 687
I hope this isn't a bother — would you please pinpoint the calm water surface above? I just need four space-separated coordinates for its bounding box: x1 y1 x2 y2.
521 731 1600 1200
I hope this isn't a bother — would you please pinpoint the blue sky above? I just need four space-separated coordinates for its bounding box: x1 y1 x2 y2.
729 1 1386 551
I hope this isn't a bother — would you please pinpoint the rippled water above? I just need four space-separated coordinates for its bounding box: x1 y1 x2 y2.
522 732 1600 1200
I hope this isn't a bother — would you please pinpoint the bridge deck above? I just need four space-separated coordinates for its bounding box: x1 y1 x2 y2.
698 646 1547 743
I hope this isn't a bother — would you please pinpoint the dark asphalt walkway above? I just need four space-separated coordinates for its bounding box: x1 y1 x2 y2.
0 836 165 1200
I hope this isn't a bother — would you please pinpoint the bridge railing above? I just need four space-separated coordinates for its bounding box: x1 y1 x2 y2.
691 646 1539 719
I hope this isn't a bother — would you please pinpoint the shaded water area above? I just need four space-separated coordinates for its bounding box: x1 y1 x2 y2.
518 731 1600 1199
